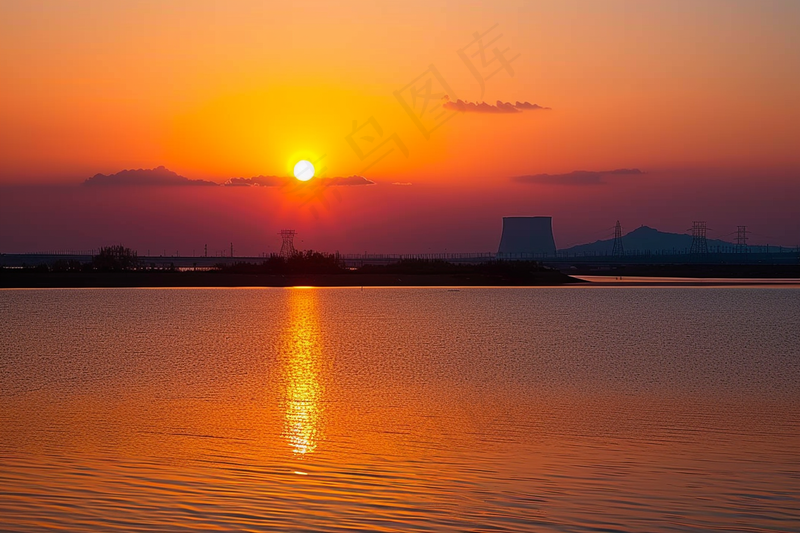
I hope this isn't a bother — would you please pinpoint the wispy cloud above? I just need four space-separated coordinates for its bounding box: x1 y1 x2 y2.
325 175 375 186
443 98 551 114
83 166 218 187
224 176 283 187
513 168 643 186
223 175 375 187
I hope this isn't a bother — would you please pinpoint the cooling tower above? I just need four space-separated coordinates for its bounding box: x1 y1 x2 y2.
497 216 557 256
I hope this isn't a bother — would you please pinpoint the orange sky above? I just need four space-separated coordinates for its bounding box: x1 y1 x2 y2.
1 0 799 252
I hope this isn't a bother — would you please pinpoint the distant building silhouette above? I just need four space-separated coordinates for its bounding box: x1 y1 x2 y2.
498 216 557 256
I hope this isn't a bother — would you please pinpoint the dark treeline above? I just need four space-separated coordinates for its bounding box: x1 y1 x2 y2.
218 256 557 277
1 247 580 286
3 247 560 277
219 251 344 275
3 245 143 273
358 259 552 276
91 245 141 271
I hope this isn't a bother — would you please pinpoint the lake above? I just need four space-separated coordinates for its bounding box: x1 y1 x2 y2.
1 287 798 531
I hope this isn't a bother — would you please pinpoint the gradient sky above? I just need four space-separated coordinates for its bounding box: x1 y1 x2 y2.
1 0 799 254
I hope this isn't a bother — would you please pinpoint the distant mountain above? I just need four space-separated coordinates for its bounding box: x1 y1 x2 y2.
561 226 735 254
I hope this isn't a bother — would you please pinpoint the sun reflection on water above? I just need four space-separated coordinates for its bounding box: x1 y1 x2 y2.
281 289 324 455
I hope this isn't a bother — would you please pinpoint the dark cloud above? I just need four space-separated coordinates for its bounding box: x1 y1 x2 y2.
82 168 376 188
443 98 551 114
513 102 549 111
83 166 218 187
513 168 643 186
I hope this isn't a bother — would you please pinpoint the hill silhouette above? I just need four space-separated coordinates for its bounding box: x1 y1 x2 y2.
562 226 734 254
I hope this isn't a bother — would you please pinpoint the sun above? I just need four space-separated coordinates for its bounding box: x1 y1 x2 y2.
293 160 315 181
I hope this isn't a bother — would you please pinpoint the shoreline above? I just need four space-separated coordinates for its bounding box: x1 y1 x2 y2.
572 276 800 287
0 270 581 289
2 272 799 289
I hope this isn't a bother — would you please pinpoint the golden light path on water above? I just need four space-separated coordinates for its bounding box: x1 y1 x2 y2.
281 288 323 456
0 288 799 531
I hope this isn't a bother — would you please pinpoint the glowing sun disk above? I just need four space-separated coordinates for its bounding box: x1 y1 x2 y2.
294 160 315 181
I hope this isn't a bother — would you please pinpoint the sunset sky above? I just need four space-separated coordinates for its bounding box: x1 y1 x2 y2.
2 0 799 254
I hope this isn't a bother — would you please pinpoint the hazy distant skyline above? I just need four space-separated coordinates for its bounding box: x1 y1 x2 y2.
1 164 798 255
1 1 799 252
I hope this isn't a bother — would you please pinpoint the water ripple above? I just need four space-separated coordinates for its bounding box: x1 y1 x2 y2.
1 287 798 531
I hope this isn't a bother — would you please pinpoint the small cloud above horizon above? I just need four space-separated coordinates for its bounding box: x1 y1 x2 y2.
443 97 551 114
513 168 643 186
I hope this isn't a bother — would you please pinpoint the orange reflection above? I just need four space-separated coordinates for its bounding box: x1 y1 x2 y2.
281 289 324 455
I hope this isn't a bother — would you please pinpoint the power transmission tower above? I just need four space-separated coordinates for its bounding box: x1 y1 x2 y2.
735 225 749 253
278 230 297 259
612 220 625 256
689 221 709 254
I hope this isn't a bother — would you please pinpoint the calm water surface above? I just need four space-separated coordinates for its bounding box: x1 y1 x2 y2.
1 287 798 532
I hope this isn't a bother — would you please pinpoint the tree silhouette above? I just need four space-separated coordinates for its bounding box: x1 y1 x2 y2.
92 245 140 271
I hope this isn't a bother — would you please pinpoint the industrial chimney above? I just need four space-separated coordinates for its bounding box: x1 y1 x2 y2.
497 216 557 257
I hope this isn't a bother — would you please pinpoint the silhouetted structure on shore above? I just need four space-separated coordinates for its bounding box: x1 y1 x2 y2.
497 216 557 257
690 221 709 254
612 220 625 256
736 226 750 254
279 230 297 259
